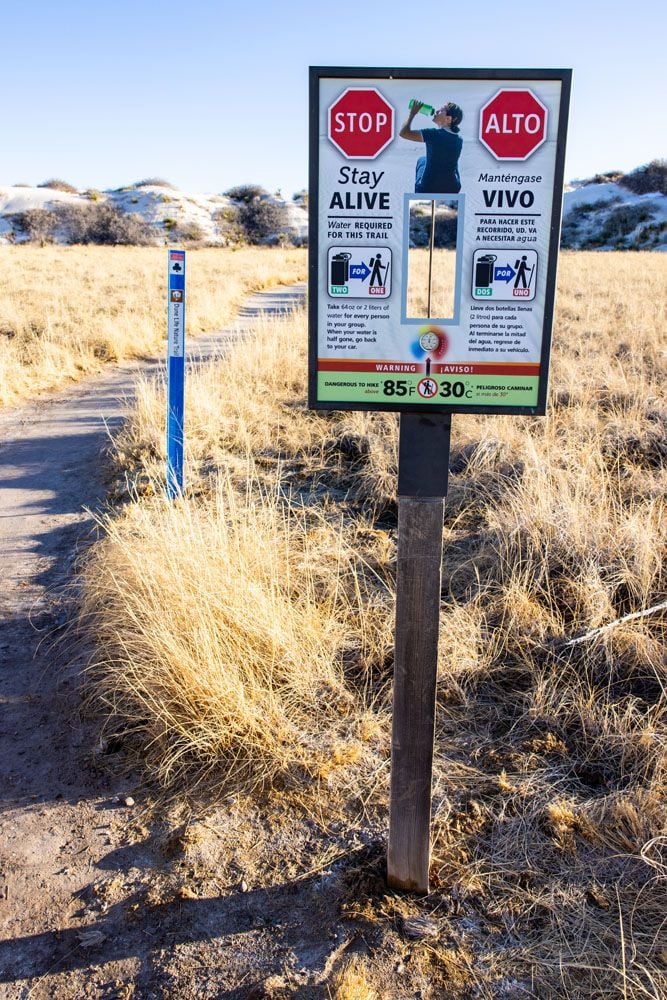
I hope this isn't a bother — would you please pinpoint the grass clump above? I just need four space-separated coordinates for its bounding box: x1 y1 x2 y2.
80 476 366 793
131 177 177 189
37 178 79 193
223 184 269 203
328 957 379 999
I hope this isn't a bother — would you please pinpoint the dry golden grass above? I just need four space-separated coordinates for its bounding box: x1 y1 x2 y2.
328 957 379 999
406 247 457 318
79 474 379 793
78 250 666 997
112 308 399 515
0 245 306 406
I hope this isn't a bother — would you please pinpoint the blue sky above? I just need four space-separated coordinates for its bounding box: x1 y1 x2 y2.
3 0 664 196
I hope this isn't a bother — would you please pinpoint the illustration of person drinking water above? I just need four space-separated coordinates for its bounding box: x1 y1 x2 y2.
399 100 464 193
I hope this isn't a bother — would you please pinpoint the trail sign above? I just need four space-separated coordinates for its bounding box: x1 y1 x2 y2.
166 248 186 499
328 87 394 159
310 69 570 415
479 88 548 160
310 66 571 895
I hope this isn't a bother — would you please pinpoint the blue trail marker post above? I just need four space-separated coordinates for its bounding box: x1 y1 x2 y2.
166 248 186 498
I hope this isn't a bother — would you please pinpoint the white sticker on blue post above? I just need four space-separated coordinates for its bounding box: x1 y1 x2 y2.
168 250 186 358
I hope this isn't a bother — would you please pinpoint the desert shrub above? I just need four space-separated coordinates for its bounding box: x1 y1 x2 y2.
579 234 607 249
637 219 667 246
560 197 624 247
8 209 58 244
581 170 624 186
214 205 246 244
238 196 290 244
54 203 155 245
293 189 308 207
569 197 619 216
131 177 176 189
599 202 654 241
37 178 78 193
409 204 458 248
179 220 206 243
224 184 269 204
409 211 429 247
559 224 578 249
434 213 458 247
620 158 667 196
167 219 207 244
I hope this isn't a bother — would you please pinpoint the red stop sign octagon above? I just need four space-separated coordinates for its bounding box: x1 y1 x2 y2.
479 89 548 161
328 88 394 159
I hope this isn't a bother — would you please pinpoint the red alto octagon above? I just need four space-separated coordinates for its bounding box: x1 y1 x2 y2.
328 88 394 159
479 89 548 161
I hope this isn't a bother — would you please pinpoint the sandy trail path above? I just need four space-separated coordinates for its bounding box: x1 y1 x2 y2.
0 286 311 998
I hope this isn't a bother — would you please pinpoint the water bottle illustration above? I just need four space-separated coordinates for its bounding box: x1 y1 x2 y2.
475 254 497 288
330 252 352 287
409 99 435 117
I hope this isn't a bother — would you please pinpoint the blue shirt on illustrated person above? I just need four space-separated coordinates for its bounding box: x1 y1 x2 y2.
399 101 464 194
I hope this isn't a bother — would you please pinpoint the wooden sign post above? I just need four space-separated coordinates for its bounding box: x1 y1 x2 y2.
387 413 451 892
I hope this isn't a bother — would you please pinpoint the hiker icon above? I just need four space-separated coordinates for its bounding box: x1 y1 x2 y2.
514 255 535 289
369 253 389 287
417 377 438 398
